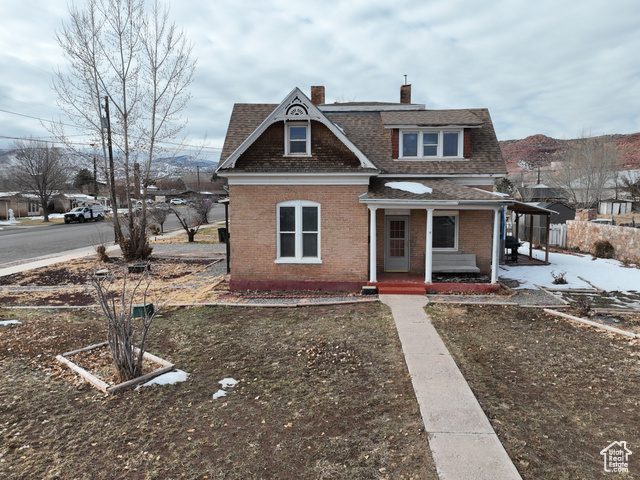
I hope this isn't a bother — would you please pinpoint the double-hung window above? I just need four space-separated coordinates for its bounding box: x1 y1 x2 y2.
400 130 462 159
276 200 321 263
286 123 310 155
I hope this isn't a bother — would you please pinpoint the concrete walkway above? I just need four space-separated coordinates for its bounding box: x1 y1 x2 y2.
380 295 522 480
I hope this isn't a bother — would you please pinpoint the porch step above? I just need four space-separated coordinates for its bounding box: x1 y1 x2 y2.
376 285 426 295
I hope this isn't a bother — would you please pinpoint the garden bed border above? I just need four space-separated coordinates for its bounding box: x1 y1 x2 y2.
56 342 175 394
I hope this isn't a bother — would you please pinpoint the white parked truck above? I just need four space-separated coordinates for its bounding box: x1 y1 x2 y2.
64 205 105 223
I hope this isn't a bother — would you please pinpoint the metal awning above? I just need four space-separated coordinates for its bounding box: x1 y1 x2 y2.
507 201 557 215
507 201 553 264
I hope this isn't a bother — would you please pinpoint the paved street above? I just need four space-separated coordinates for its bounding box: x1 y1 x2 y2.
0 204 227 267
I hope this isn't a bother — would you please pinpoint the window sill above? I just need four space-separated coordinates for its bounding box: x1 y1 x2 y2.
275 258 323 265
394 157 467 161
283 154 312 158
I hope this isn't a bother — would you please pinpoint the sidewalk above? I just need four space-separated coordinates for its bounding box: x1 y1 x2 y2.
380 295 522 480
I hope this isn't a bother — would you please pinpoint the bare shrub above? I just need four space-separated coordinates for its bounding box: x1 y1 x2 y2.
90 264 156 382
574 295 592 317
95 244 110 263
593 240 614 259
551 270 568 285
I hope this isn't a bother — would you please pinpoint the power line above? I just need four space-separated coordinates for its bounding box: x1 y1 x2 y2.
0 108 222 152
0 107 79 129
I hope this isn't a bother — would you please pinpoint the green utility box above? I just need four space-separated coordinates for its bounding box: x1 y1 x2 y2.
132 303 154 318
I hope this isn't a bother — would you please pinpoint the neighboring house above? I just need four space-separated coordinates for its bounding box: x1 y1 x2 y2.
0 192 36 219
217 85 512 292
515 184 567 202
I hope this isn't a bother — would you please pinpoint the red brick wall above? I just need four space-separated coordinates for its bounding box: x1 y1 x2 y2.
391 129 399 159
463 129 471 158
458 210 493 273
229 185 369 283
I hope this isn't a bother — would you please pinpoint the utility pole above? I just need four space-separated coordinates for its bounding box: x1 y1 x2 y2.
103 96 122 242
93 153 98 200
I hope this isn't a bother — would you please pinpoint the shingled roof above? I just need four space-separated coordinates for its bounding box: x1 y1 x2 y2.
219 93 506 177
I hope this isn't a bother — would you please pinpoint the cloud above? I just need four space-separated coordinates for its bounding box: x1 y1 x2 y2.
1 0 640 152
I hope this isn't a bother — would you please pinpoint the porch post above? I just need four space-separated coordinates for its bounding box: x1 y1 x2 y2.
491 208 500 284
369 206 377 283
425 208 434 284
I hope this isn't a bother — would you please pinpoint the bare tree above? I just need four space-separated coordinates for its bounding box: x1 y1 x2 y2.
53 0 195 260
620 172 640 204
8 138 68 222
171 206 203 242
148 203 171 233
91 265 155 382
191 195 213 224
547 135 620 209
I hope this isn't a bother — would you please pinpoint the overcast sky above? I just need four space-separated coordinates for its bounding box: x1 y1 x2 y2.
1 0 640 161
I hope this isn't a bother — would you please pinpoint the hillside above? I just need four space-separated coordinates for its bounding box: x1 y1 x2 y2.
499 133 640 174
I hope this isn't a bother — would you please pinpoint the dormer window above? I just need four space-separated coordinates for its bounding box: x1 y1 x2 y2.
286 122 310 156
400 129 462 159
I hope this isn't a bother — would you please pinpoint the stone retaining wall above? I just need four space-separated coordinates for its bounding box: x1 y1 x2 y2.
567 220 640 263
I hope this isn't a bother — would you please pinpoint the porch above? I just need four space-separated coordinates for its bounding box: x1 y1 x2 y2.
368 272 501 295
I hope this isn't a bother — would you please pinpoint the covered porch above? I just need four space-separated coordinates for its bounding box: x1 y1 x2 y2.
360 179 513 292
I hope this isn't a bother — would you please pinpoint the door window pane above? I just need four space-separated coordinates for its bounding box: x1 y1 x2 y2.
389 220 406 256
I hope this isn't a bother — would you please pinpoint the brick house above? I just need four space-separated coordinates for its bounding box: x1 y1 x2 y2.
217 85 511 293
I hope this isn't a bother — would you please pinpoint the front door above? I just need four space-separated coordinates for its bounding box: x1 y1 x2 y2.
385 215 410 272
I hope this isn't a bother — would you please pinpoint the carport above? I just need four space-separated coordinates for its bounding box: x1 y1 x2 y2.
507 201 557 265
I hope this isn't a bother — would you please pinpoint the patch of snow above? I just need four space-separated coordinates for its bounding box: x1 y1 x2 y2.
212 377 239 400
135 369 189 389
212 390 227 400
0 320 21 326
500 242 640 292
219 377 238 389
385 182 432 195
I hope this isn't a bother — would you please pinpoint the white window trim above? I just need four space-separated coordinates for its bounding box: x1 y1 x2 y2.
284 121 311 157
399 129 463 159
433 212 459 251
275 200 322 264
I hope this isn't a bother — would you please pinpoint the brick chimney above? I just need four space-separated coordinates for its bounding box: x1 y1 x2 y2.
311 86 325 105
400 84 412 104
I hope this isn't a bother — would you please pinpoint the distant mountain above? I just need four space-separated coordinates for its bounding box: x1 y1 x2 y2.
0 149 15 165
153 155 219 170
500 133 640 175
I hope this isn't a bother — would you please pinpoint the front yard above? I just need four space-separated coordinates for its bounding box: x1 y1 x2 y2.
428 304 640 479
0 303 437 480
